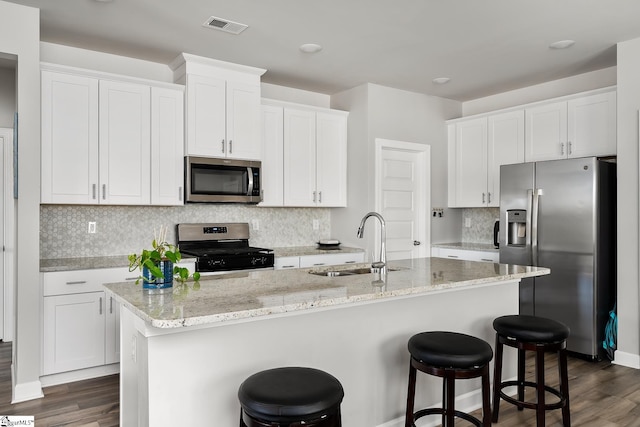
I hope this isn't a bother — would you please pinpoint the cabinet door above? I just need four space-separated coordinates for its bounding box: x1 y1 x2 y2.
487 110 525 207
151 87 184 205
316 112 347 207
185 74 226 157
455 117 488 207
525 101 567 162
43 292 105 375
283 108 317 206
259 105 284 206
41 71 99 204
567 91 616 158
105 294 120 365
99 80 151 205
274 256 300 270
226 81 262 160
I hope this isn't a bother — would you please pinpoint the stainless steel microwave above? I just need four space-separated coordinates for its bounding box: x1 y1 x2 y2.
184 156 262 203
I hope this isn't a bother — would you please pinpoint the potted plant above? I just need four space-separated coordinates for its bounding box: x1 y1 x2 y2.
128 226 200 289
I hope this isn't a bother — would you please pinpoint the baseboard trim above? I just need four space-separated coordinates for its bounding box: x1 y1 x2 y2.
613 351 640 369
12 363 44 403
40 363 119 387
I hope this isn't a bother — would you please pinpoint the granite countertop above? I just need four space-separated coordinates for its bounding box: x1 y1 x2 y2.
104 257 549 329
432 242 499 252
40 246 364 272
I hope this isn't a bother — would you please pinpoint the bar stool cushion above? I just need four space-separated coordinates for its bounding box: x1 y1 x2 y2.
493 315 570 343
408 331 493 369
238 367 344 423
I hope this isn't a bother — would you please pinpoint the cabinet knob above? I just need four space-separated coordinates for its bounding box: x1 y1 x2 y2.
413 241 421 246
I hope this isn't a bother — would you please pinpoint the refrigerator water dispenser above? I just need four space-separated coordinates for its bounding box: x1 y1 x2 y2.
507 209 526 246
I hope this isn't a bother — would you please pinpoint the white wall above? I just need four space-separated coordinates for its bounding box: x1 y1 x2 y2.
463 67 617 116
0 0 42 402
613 39 640 368
330 83 462 257
0 67 15 128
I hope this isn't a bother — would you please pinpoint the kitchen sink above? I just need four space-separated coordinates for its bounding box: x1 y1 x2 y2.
309 267 402 277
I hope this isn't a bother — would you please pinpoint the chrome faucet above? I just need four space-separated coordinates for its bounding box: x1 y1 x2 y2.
357 212 387 275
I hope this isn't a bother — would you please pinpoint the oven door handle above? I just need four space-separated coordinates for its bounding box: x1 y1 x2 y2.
247 167 254 196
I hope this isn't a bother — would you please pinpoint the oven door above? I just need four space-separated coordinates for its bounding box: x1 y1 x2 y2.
185 156 262 203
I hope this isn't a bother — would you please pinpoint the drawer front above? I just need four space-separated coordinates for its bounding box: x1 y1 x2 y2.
299 252 365 268
274 256 300 270
43 267 132 296
436 248 498 262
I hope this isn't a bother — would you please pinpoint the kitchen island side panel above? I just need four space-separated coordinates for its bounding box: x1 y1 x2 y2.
120 281 518 427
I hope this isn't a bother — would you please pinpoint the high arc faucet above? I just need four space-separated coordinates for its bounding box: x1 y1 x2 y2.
357 212 387 275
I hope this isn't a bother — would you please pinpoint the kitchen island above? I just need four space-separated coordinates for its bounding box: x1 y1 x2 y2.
105 257 549 427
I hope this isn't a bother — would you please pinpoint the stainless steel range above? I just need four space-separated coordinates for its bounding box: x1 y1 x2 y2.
177 223 274 273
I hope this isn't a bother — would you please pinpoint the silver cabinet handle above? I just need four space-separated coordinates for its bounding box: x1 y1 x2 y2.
313 191 317 203
102 184 106 200
481 258 494 262
281 265 296 269
560 142 565 155
65 280 87 285
313 263 326 266
178 186 183 201
92 184 97 200
229 140 233 153
109 296 114 314
125 276 138 281
319 191 322 203
447 255 459 258
488 192 492 204
221 139 225 153
99 297 103 315
413 241 421 246
482 193 486 204
568 141 572 156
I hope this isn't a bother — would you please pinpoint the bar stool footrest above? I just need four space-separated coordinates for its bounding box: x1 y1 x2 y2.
499 380 567 411
412 407 483 427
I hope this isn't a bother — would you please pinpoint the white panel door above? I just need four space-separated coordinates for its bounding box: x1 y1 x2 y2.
376 139 430 261
283 108 316 206
487 110 525 207
186 74 226 157
43 292 105 375
226 81 262 160
151 87 184 205
568 91 617 158
455 117 487 207
260 105 284 206
315 111 347 207
41 71 99 204
99 80 151 205
525 101 568 162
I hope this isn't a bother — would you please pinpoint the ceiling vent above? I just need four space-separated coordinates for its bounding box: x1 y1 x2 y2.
202 16 248 35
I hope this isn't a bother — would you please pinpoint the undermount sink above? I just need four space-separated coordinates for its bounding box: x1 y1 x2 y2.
309 267 401 277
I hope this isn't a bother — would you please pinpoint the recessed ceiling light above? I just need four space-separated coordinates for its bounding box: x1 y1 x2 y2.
549 40 576 49
299 43 322 54
432 77 450 85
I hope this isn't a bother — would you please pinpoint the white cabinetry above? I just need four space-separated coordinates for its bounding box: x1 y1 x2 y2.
274 252 364 270
42 267 132 376
448 110 524 208
525 90 616 162
261 100 348 207
41 65 185 206
432 247 498 263
171 54 266 160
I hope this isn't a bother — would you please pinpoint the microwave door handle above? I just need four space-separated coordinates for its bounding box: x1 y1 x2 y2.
247 167 254 195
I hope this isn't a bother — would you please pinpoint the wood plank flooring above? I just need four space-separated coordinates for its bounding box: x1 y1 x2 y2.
0 341 638 425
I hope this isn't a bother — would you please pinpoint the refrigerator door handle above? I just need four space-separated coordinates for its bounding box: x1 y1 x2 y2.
531 188 543 266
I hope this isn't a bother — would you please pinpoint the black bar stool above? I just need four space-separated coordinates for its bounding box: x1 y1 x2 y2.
492 314 571 427
404 331 493 427
238 366 344 427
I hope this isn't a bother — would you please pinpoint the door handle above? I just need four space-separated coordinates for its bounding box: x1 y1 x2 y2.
413 241 421 246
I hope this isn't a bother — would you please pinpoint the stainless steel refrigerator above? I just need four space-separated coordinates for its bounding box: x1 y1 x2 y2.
499 157 616 360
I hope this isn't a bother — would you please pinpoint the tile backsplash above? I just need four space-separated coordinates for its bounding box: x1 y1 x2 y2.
461 208 500 243
40 205 332 259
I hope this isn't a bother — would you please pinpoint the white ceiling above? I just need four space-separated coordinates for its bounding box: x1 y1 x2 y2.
5 0 640 101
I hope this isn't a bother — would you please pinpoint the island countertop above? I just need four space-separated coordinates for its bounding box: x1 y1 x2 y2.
104 257 549 329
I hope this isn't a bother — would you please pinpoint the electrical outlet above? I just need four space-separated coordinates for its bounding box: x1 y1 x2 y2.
312 219 319 230
251 219 260 231
464 217 471 228
88 222 96 234
131 335 137 362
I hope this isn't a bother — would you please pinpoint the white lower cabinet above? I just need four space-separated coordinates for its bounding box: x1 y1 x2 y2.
42 267 133 376
432 247 499 263
274 252 365 270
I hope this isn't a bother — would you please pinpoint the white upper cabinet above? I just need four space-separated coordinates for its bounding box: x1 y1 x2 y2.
260 100 348 207
448 110 524 208
99 80 151 205
41 65 185 206
41 70 99 204
172 54 266 161
525 90 616 162
151 87 185 205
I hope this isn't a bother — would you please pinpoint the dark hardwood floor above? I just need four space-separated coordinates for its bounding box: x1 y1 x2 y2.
0 341 638 425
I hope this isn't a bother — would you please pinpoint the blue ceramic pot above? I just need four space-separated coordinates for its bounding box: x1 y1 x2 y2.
142 260 173 289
